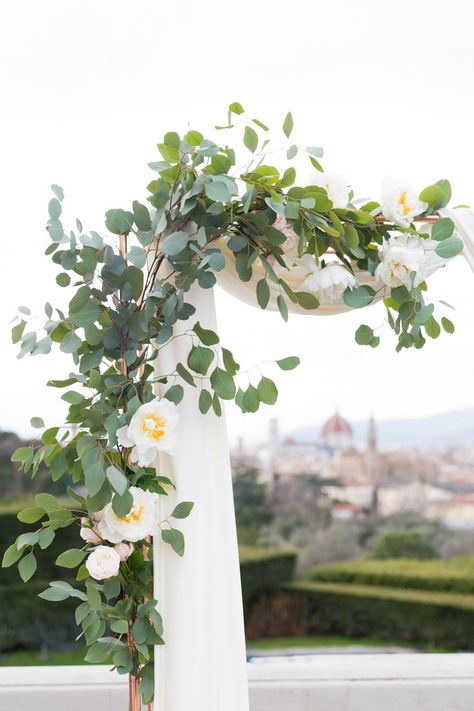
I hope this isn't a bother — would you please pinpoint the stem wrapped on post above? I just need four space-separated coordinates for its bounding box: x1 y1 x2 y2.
119 233 154 711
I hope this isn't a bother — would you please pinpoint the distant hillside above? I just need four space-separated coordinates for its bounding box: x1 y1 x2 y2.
289 408 474 449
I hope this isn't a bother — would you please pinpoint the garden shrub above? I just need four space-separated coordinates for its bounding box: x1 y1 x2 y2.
309 558 474 593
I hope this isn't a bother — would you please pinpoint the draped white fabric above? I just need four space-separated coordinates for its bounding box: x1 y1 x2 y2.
153 284 249 711
217 238 382 315
440 208 474 272
153 208 474 711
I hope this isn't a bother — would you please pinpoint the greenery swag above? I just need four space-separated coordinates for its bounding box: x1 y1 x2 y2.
2 103 462 704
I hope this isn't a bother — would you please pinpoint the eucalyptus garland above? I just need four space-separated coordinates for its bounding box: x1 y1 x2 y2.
2 103 462 704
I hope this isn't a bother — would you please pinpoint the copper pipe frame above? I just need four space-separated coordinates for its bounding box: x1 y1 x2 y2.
375 213 440 225
118 233 154 711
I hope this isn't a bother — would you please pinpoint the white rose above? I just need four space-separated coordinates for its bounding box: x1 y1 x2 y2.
299 255 357 303
80 526 101 545
98 486 158 543
85 545 121 581
114 542 134 560
375 234 427 288
381 177 427 227
117 398 179 466
312 171 351 208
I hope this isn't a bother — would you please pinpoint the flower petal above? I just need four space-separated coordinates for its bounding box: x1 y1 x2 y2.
117 425 134 447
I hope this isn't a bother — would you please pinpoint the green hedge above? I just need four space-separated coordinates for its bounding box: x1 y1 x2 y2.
0 537 295 651
309 558 474 594
239 547 297 608
270 581 474 649
0 512 79 587
0 581 77 652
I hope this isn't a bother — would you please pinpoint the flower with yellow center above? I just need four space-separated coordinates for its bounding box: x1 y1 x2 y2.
381 178 427 227
116 397 179 466
98 486 159 543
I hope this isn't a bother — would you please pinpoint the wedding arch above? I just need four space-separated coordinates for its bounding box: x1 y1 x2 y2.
3 103 474 711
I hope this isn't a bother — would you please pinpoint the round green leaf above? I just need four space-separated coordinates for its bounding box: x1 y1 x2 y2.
441 316 455 334
343 285 376 309
2 543 24 568
210 367 236 400
161 528 185 557
19 552 37 582
276 356 300 370
187 345 214 375
425 316 441 339
171 501 194 519
257 376 278 405
431 217 454 241
161 231 188 256
198 389 213 414
256 279 270 309
355 325 374 345
243 126 258 153
17 506 45 524
56 549 87 569
435 237 464 259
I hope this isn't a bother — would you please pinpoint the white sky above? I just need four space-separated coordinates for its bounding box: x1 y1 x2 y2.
1 0 474 444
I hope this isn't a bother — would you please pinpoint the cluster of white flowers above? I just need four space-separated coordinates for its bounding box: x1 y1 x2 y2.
82 398 179 580
82 486 160 579
277 174 437 301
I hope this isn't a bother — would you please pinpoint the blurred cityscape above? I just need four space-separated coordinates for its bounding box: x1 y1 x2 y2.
233 411 474 530
230 410 474 569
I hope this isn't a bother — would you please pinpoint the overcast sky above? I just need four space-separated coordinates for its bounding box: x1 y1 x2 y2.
1 0 473 444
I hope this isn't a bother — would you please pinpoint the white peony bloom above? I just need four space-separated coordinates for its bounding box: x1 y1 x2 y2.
312 171 351 208
381 177 427 227
375 234 428 288
98 486 158 543
117 398 179 466
114 542 134 560
85 545 121 581
299 255 357 303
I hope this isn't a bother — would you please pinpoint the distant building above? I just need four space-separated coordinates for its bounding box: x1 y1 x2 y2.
321 411 353 452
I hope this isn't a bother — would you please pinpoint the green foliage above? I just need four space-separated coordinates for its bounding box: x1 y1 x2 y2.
233 467 274 544
370 530 438 560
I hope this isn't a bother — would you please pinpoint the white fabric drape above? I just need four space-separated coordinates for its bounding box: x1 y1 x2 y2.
153 208 474 711
217 239 381 315
153 284 249 711
440 208 474 271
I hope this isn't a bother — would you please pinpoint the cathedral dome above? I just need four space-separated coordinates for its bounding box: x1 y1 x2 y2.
321 411 353 451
